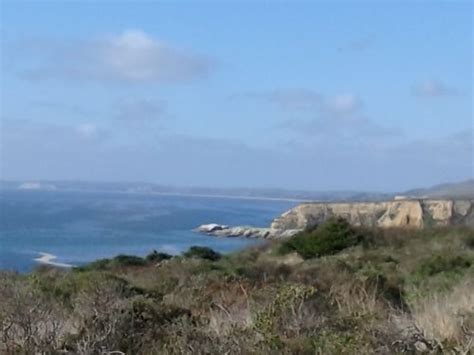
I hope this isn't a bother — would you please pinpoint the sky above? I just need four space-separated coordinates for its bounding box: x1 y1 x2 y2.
0 1 472 192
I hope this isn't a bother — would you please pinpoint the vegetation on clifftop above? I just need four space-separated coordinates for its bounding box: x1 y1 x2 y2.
278 217 363 258
1 221 473 354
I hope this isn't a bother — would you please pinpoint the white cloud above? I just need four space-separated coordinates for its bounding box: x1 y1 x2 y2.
23 29 214 84
326 94 362 115
413 80 459 98
76 123 103 140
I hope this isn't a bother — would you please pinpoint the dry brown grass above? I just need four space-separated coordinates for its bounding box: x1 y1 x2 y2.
406 278 474 352
329 274 381 317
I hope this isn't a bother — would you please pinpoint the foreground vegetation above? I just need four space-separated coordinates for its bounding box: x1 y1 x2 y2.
1 219 473 354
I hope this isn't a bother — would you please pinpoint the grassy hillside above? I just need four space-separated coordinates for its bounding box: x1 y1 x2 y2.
1 221 473 354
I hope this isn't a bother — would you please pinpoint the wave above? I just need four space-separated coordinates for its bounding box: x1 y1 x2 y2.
34 252 75 268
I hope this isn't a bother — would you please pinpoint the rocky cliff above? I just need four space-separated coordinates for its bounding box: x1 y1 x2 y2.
195 199 473 239
271 199 474 231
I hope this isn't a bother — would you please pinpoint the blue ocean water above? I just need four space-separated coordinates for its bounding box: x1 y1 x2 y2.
0 190 297 272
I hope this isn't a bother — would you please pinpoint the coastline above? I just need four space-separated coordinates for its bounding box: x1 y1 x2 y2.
34 252 74 268
4 187 311 203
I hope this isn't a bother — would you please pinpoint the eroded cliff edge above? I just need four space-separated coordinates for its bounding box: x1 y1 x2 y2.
196 199 474 239
271 199 474 231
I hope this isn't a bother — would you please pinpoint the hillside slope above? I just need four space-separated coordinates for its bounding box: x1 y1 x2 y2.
1 223 473 354
405 179 474 199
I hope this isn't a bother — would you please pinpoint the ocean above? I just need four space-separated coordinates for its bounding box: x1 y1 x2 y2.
0 189 297 272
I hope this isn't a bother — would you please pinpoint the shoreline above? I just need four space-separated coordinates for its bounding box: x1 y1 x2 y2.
34 252 74 268
4 187 311 203
146 191 310 202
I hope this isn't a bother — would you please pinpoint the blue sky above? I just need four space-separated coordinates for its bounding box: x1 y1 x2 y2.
1 1 472 191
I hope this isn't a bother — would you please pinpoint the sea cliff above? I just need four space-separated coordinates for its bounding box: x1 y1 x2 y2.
271 199 474 231
197 199 474 239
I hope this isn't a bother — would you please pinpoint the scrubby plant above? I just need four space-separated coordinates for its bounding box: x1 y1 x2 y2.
146 250 173 263
113 254 148 267
75 254 147 271
2 226 474 354
463 233 474 249
416 255 472 277
254 283 317 347
279 217 363 259
183 246 222 261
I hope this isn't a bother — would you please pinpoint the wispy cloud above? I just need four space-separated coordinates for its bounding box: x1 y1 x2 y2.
21 29 214 85
388 129 473 169
3 118 470 190
280 112 398 141
338 36 375 52
412 80 460 98
30 101 98 116
235 88 388 139
2 119 109 145
114 98 167 122
232 89 322 110
234 89 362 115
325 94 362 115
76 123 106 141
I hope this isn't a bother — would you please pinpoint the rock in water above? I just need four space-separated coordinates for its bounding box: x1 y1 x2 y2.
195 224 229 233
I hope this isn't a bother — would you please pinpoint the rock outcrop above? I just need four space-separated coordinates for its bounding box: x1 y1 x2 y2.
194 224 299 239
271 199 473 231
196 199 473 240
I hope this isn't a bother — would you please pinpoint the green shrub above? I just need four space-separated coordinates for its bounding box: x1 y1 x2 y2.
146 250 173 263
279 217 363 259
74 258 111 271
463 233 474 249
75 254 147 271
417 255 472 277
113 254 147 267
183 246 222 261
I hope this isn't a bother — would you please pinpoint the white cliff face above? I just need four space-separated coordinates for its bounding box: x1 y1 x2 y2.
271 200 473 231
378 201 424 228
454 200 471 216
424 200 454 225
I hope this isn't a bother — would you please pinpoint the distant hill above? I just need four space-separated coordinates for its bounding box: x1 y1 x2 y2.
404 179 474 199
0 180 391 201
1 179 473 201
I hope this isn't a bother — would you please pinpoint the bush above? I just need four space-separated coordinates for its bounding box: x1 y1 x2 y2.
146 250 173 263
463 233 474 249
417 255 472 277
75 259 111 271
113 254 147 267
279 217 363 259
183 246 222 261
75 254 147 271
